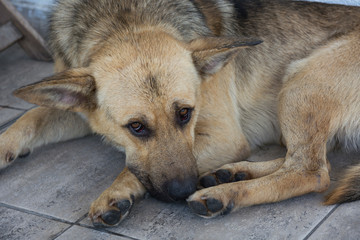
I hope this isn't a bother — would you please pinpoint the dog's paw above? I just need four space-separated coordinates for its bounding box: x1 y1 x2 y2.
187 186 234 218
199 165 251 188
0 133 31 169
89 193 135 227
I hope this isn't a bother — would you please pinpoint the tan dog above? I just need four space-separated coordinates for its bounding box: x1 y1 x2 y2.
1 0 360 227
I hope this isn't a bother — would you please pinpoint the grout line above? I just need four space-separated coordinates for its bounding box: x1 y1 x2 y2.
0 105 28 111
0 113 24 131
51 225 74 240
0 203 141 240
74 213 89 224
76 222 141 240
0 202 75 225
0 106 37 131
51 214 88 240
303 204 340 240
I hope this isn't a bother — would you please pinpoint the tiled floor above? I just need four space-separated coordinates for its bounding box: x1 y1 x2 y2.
0 45 359 240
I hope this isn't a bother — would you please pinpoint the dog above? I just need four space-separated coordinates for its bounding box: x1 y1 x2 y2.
1 0 360 227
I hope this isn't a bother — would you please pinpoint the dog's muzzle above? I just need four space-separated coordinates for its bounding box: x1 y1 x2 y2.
149 176 198 202
163 176 198 201
129 165 198 202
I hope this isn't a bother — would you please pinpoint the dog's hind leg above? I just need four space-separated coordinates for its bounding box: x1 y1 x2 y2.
188 83 334 217
0 107 91 168
89 167 146 227
188 31 360 217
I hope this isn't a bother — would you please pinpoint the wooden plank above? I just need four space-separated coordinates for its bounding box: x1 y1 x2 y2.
0 5 10 24
0 21 23 51
0 0 51 61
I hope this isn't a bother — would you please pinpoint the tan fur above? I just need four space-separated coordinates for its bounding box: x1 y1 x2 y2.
1 0 360 226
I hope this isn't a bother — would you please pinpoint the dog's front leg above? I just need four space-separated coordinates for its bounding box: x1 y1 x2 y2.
197 158 286 188
188 155 330 218
89 167 146 227
188 70 340 217
0 107 91 168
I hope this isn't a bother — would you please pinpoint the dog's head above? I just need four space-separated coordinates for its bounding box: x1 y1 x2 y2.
14 30 260 201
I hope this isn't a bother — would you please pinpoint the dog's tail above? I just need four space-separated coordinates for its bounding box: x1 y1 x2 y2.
324 163 360 205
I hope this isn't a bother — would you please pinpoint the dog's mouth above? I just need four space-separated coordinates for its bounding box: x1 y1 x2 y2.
128 165 198 202
147 187 175 202
141 175 197 202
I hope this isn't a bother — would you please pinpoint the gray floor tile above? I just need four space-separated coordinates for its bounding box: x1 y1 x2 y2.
308 201 360 240
79 146 359 240
56 226 131 240
0 44 53 109
81 192 335 240
0 108 23 126
0 43 26 63
0 136 125 223
78 146 337 240
0 206 69 240
327 150 360 181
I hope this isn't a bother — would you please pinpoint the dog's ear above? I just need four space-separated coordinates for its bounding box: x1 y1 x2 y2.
190 38 262 76
13 68 97 112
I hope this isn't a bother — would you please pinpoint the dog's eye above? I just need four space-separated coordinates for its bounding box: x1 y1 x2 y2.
128 122 149 137
131 122 143 132
178 108 192 125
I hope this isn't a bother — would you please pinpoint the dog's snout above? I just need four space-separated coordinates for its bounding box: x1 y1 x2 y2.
166 177 197 201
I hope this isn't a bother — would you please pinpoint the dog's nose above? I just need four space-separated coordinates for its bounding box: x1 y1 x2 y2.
166 177 197 201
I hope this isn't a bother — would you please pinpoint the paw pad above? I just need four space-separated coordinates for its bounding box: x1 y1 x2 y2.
200 169 250 188
101 210 122 226
199 175 217 188
215 169 232 183
92 197 134 227
234 172 250 181
188 198 231 217
115 199 131 215
206 198 224 212
188 200 208 215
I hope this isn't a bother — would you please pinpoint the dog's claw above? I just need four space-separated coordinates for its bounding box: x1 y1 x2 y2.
5 152 15 163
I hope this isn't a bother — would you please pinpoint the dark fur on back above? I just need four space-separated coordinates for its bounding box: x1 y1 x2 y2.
49 0 360 75
49 0 211 67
